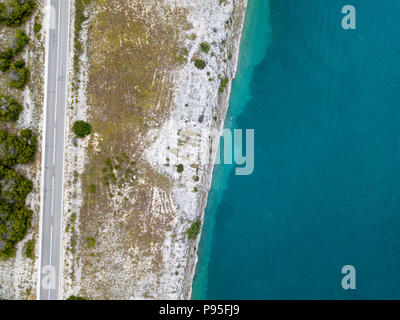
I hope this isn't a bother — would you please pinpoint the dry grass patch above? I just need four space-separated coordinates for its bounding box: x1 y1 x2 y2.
75 0 192 298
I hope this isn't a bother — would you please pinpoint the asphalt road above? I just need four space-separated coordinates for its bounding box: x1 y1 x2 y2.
38 0 70 300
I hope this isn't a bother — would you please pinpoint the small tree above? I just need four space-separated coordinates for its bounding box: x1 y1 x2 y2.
73 120 92 138
8 60 30 89
33 22 42 33
0 95 23 122
193 59 206 70
23 239 35 259
0 50 12 72
187 219 202 240
200 42 211 54
218 76 229 93
177 164 184 173
11 29 30 55
0 204 33 260
85 237 95 248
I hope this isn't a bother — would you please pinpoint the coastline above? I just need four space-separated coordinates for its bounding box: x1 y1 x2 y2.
61 0 249 299
144 0 248 299
182 1 249 299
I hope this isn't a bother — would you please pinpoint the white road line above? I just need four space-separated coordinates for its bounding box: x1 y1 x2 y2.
53 127 56 163
51 176 55 217
48 223 53 300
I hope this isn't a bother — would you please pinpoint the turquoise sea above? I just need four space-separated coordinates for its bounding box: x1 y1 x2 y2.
193 0 400 299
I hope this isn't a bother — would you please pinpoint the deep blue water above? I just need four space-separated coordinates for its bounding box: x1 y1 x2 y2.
193 0 400 299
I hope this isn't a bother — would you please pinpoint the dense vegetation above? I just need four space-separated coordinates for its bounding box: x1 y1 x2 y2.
0 129 37 166
0 0 37 260
0 29 29 72
0 0 36 27
0 22 31 90
0 202 32 258
9 60 29 89
0 168 33 203
11 29 29 55
0 94 23 121
0 130 37 259
73 120 92 138
0 51 11 71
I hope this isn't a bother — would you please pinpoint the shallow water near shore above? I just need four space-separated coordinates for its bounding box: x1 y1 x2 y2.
193 0 400 299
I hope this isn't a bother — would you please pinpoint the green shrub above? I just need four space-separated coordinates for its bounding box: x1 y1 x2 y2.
0 130 37 260
24 239 35 259
67 296 85 300
0 202 32 260
8 60 30 89
0 57 11 72
0 30 29 73
89 184 96 193
187 219 202 240
73 120 92 138
11 29 30 55
200 42 211 54
0 0 37 27
33 22 42 33
177 164 184 173
85 237 95 248
0 49 13 72
0 129 37 167
0 169 33 204
0 95 23 122
218 76 229 93
193 59 206 70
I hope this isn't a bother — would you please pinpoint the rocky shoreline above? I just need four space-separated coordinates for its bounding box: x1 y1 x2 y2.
145 0 248 299
182 1 248 299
